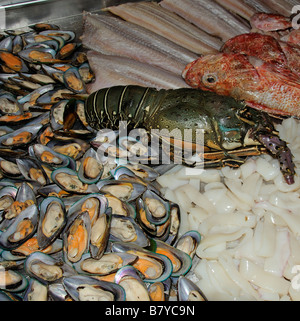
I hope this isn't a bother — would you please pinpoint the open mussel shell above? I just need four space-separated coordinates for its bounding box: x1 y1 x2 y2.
47 137 89 160
25 252 75 284
42 64 64 83
147 279 171 301
164 203 181 246
36 86 73 105
63 211 91 264
97 179 146 202
141 189 170 226
105 194 136 218
0 111 43 126
39 30 75 43
78 148 104 184
73 251 137 276
18 47 56 63
67 193 108 221
0 91 23 115
57 42 79 60
19 72 56 86
30 23 60 32
115 265 150 301
48 282 73 301
16 157 49 186
29 144 74 170
0 50 28 73
78 62 94 84
111 241 173 283
0 204 38 250
120 164 159 182
0 268 28 293
110 214 150 247
0 122 42 149
50 99 69 132
18 83 53 105
37 196 67 250
37 183 71 198
23 278 48 301
4 237 63 260
117 135 154 162
91 129 119 146
0 156 23 179
89 207 112 259
51 167 98 194
0 182 36 229
175 230 201 259
153 239 192 278
63 275 125 301
0 186 17 212
177 276 207 301
136 197 156 237
63 67 86 94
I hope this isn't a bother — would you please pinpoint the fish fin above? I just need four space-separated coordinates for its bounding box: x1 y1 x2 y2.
245 100 293 117
250 57 300 88
265 63 300 87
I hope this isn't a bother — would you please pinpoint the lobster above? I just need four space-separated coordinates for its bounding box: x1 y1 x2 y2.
83 85 295 185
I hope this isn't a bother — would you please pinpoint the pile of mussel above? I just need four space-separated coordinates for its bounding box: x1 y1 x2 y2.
0 24 204 301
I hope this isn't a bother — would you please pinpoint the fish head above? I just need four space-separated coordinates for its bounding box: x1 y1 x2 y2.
182 53 261 98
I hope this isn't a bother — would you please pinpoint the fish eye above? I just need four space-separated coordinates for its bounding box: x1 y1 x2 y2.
203 74 218 84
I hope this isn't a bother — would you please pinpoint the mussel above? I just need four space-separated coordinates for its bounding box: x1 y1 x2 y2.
37 196 67 250
63 275 125 301
154 239 192 278
115 265 150 301
97 180 146 202
0 269 28 292
177 276 207 301
0 204 38 250
63 211 91 264
25 252 75 284
110 215 150 247
51 167 98 194
23 278 48 301
111 242 173 283
73 252 137 276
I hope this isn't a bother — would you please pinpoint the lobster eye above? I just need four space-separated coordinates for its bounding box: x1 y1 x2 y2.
203 74 218 84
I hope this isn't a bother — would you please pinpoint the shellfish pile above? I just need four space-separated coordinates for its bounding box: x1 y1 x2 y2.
0 24 203 301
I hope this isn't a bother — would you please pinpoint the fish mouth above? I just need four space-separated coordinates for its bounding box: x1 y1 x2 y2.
181 60 197 80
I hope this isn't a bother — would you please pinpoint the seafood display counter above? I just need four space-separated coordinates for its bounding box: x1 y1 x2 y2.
0 0 300 302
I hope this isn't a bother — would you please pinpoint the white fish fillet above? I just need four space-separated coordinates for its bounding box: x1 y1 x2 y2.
82 12 197 75
86 51 189 94
159 0 250 42
260 0 294 17
104 2 221 54
138 2 223 49
214 0 256 21
243 0 276 13
82 14 197 75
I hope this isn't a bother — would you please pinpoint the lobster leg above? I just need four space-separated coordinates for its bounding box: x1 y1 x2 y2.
189 146 266 168
239 107 296 184
255 133 295 184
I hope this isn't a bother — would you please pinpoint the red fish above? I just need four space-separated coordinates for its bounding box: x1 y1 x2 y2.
182 52 300 117
250 13 292 32
222 33 300 77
